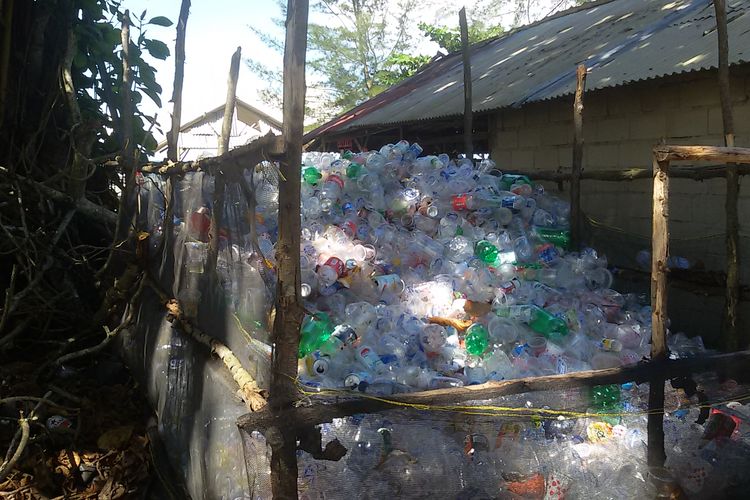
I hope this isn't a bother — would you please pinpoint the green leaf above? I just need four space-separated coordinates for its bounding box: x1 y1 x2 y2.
73 52 87 69
143 39 170 60
140 84 162 107
140 9 147 21
148 16 173 27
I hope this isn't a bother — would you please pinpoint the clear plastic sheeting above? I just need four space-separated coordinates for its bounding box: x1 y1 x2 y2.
122 167 279 498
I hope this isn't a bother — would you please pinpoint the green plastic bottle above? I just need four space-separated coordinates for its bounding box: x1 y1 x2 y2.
499 304 569 339
465 323 489 356
475 240 499 264
533 227 570 250
342 150 354 160
346 162 363 178
298 312 334 358
499 174 531 191
303 167 322 186
590 384 621 417
528 305 569 339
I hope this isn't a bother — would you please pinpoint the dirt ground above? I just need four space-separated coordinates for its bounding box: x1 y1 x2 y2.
0 347 169 499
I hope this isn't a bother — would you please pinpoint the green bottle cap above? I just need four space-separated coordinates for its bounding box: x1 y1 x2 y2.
303 167 322 186
346 162 363 178
465 323 489 356
475 240 499 264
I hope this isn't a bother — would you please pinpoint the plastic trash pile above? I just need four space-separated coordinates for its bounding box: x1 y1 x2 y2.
289 141 652 393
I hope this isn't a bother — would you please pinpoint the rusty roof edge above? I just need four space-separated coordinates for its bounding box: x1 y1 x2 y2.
304 0 626 142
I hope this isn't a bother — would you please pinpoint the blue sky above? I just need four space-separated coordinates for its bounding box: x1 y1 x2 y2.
123 0 287 140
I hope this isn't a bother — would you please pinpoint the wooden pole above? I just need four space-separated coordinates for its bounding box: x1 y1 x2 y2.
269 0 308 497
0 0 13 127
648 156 670 468
207 47 241 276
713 0 740 351
218 47 241 156
238 349 750 432
571 64 586 251
166 0 190 162
459 7 473 159
161 0 190 278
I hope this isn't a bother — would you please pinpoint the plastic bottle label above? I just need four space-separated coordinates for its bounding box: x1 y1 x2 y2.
451 194 468 211
357 346 384 370
372 274 404 293
501 196 516 208
341 220 357 236
323 257 345 277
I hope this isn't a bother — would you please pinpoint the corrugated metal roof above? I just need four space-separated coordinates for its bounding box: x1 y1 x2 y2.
307 0 750 138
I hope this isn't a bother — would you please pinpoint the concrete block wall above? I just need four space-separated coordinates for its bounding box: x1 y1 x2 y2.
489 69 750 282
489 69 750 343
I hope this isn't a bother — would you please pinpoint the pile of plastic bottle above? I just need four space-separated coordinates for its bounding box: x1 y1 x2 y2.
137 139 750 498
289 141 652 394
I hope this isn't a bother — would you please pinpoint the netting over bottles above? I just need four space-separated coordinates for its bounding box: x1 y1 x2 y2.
127 140 749 499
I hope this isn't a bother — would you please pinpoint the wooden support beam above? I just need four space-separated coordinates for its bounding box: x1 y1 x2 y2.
570 64 586 251
504 162 750 183
269 0 309 498
648 155 670 467
459 7 473 159
654 145 750 164
166 0 190 162
713 0 741 350
237 350 750 432
138 133 284 175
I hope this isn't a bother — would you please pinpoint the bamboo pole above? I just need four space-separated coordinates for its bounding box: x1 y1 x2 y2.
713 0 740 351
459 7 473 159
269 0 308 497
648 156 670 468
570 64 586 251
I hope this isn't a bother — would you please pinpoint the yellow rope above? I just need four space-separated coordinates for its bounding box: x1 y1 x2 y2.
294 377 750 421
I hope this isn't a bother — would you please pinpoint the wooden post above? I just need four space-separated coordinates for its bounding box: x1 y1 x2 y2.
161 0 190 278
713 0 740 350
270 0 308 498
570 64 586 251
166 0 190 162
218 47 241 156
207 47 241 277
459 7 473 159
648 156 670 468
0 0 13 126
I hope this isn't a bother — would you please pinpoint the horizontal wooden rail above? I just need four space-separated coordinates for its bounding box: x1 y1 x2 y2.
505 163 750 183
654 144 750 164
238 349 750 432
135 133 284 175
